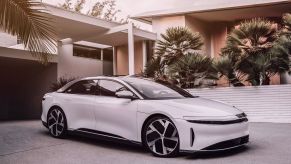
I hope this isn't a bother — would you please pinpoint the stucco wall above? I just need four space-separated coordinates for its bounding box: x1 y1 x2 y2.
116 41 143 75
185 16 212 56
151 15 229 57
152 16 186 40
210 22 228 57
116 44 128 75
57 42 104 78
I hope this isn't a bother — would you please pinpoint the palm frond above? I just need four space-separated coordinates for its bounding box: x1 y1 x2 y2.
143 56 165 79
221 17 290 85
0 0 56 64
168 52 218 88
213 55 245 86
155 26 203 66
225 18 277 56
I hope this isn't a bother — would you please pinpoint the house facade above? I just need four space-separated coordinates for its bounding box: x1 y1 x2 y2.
0 4 156 120
1 1 291 120
133 0 291 85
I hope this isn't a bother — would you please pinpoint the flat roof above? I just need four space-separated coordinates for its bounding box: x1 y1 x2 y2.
132 0 291 23
44 4 156 46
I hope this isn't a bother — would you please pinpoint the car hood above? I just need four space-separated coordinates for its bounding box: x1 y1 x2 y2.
155 97 242 117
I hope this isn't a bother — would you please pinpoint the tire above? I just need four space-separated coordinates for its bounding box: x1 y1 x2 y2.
47 107 67 138
142 116 179 157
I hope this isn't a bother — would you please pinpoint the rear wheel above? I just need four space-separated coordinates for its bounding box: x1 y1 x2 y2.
143 116 179 157
47 108 67 138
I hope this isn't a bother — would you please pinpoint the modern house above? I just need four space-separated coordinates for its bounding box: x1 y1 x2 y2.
0 4 156 120
1 0 291 120
133 0 291 85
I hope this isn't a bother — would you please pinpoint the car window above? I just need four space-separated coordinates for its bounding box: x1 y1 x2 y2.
122 78 194 99
98 80 128 97
66 80 98 95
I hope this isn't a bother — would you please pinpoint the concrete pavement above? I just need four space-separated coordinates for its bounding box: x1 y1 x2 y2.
0 121 291 164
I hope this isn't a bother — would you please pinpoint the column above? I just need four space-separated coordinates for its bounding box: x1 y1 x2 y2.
113 46 117 75
100 49 104 61
142 40 147 71
128 22 135 75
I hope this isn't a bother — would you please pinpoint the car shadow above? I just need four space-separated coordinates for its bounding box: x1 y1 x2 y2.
184 146 250 159
39 129 254 159
67 133 146 154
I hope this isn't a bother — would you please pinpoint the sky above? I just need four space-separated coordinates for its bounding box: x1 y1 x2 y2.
42 0 196 30
42 0 194 17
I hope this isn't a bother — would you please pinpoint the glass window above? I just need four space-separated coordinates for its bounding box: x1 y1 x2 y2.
122 78 194 100
73 44 101 60
99 80 128 97
66 80 98 95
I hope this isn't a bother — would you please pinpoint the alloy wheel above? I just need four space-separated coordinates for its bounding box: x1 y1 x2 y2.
145 118 179 156
48 108 65 137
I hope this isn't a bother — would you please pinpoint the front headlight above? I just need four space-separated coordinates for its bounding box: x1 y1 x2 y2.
183 115 238 122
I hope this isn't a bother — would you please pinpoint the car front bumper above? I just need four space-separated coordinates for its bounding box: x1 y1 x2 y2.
174 118 249 152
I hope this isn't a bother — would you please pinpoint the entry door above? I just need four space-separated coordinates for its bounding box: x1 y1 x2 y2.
61 80 98 130
94 79 138 141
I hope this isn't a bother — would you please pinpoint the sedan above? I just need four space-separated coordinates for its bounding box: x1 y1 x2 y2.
41 76 249 157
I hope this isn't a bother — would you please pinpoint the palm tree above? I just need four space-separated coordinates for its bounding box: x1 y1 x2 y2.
221 18 289 85
281 13 291 74
282 13 291 38
143 27 205 83
143 56 164 80
0 0 56 64
213 54 245 86
168 53 218 88
155 26 203 66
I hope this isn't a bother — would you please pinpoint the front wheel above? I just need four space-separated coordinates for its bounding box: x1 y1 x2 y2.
143 116 179 157
47 108 67 138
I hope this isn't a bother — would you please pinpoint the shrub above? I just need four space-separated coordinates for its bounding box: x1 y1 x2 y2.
50 76 76 91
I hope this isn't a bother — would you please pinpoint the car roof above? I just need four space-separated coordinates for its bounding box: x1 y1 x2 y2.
81 75 150 81
57 76 141 93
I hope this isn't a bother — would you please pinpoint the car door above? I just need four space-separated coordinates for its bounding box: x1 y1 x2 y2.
60 80 97 130
94 79 139 141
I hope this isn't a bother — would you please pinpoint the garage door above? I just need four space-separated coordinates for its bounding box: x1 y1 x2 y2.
0 57 57 121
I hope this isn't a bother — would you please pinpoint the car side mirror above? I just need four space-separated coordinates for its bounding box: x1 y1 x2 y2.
115 90 137 100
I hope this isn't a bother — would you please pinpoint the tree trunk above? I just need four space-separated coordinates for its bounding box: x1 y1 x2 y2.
262 76 271 85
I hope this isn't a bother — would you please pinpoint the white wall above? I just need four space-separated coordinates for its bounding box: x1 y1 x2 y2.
0 31 17 47
57 41 104 78
103 61 113 75
189 85 291 123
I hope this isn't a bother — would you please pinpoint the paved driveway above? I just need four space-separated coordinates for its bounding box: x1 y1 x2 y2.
0 121 291 164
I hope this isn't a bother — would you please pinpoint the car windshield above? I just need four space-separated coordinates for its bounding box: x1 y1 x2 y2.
122 78 194 100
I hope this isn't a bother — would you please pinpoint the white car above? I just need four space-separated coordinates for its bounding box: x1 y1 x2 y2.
41 76 249 157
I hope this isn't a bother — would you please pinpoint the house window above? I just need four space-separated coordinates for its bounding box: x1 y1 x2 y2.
73 44 101 60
